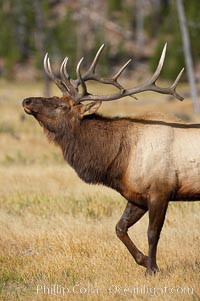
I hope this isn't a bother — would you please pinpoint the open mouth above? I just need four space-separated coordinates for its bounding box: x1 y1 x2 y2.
24 107 32 114
24 107 38 116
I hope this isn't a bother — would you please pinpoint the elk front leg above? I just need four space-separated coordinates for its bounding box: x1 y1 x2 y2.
115 202 147 268
146 199 168 275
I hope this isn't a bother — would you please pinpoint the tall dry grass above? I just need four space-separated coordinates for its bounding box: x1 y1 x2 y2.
0 79 200 301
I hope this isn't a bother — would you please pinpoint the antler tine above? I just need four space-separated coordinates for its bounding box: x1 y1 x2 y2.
76 57 88 100
60 57 69 80
113 59 132 81
60 57 78 96
147 43 167 85
111 58 137 98
168 67 184 101
44 53 68 94
44 53 50 76
60 57 70 93
87 44 105 74
171 67 184 89
72 44 105 89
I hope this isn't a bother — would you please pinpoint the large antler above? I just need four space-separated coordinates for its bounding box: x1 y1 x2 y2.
44 43 184 104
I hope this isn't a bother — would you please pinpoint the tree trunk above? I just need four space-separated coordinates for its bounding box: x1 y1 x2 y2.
135 0 144 56
33 0 51 97
176 0 199 112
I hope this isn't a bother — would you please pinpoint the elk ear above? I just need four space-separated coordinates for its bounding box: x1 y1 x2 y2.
79 101 102 118
62 95 75 107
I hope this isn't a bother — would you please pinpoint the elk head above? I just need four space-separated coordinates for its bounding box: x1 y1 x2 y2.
22 43 184 134
22 94 101 134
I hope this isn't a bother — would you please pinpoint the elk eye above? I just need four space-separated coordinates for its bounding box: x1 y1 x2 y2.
58 104 66 109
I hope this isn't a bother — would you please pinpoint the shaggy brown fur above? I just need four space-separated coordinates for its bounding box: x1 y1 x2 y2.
22 95 200 275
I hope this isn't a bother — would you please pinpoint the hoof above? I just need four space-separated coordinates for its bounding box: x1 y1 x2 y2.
145 265 159 276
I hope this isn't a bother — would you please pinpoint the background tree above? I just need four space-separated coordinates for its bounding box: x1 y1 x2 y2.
33 0 51 96
176 0 199 112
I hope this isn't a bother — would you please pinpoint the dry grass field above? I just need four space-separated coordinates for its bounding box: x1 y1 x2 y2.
0 79 200 301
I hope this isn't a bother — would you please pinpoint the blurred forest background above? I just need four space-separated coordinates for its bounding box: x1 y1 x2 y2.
0 0 199 81
0 0 200 111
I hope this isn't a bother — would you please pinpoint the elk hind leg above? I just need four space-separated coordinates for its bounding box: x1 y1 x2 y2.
116 201 147 268
146 199 168 275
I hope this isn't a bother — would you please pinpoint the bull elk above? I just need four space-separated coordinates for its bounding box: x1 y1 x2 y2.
23 43 197 275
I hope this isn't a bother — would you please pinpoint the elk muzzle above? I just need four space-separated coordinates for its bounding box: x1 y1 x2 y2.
22 98 38 115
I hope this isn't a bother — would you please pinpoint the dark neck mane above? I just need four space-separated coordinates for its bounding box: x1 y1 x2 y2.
44 113 130 189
